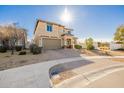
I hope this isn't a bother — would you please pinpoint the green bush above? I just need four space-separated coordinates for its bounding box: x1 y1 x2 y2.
74 45 82 49
15 46 22 51
0 46 7 53
18 51 26 55
85 37 94 50
86 45 94 50
30 44 42 54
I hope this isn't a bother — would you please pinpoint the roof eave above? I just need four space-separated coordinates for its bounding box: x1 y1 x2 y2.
38 19 65 27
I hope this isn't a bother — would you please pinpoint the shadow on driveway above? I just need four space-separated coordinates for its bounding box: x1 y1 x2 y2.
49 60 94 78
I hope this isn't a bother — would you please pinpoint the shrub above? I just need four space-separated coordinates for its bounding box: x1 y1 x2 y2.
115 48 124 51
62 46 65 48
0 46 7 53
15 46 22 51
30 44 36 53
18 51 26 55
30 44 42 54
87 45 94 50
85 37 94 50
75 45 82 49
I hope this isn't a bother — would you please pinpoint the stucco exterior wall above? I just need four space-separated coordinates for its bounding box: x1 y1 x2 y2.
34 21 65 46
34 21 65 38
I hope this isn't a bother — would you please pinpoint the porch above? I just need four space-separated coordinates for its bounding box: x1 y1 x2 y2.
62 35 75 49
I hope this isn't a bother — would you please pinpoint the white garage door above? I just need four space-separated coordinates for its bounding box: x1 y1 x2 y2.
42 38 61 49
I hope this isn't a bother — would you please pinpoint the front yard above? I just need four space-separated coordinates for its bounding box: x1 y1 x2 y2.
0 48 124 71
81 49 124 56
110 58 124 62
0 49 80 71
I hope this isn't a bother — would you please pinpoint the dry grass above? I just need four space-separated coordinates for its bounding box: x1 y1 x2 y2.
111 58 124 62
51 70 77 85
0 49 80 71
81 49 124 56
81 49 98 56
110 51 124 56
81 49 111 56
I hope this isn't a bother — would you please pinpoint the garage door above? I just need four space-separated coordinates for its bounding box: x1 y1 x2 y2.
42 38 61 49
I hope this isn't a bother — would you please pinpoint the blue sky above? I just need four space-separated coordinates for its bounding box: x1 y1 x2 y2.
0 5 124 41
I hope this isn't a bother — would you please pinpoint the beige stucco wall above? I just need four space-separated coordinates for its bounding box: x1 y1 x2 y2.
34 21 65 46
34 21 65 38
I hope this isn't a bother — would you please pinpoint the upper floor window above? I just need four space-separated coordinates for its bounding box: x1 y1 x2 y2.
64 31 71 34
59 30 64 33
68 31 71 34
47 24 52 32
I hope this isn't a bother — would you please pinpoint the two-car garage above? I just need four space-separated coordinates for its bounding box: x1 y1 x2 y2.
42 38 62 49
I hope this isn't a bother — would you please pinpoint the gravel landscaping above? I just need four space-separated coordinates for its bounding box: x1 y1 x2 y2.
81 49 124 56
0 49 80 71
51 70 77 85
81 49 111 56
110 58 124 62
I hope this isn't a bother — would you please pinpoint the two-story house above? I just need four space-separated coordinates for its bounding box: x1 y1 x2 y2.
33 19 77 49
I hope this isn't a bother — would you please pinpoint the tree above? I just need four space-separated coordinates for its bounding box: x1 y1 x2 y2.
98 42 109 47
114 25 124 44
17 28 27 49
0 26 4 46
85 37 94 50
0 24 27 54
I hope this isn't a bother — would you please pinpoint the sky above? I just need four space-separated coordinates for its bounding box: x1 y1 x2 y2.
0 5 124 41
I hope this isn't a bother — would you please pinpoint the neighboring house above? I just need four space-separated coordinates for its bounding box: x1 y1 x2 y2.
93 41 124 50
93 42 99 50
93 42 110 51
110 42 123 50
34 19 77 49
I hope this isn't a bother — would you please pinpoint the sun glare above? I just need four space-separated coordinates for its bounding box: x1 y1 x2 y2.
61 7 72 23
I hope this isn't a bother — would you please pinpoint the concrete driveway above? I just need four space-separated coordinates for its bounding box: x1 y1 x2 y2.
0 57 83 88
